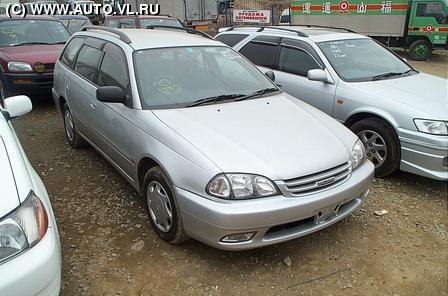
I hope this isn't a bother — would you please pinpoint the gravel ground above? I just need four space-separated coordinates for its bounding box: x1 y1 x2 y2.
12 51 448 296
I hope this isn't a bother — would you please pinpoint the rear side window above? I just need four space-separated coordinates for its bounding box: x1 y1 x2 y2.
61 37 84 68
74 45 103 83
98 43 130 93
215 34 248 47
240 42 278 68
279 47 321 76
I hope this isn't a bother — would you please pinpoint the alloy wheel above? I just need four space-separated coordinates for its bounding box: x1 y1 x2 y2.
146 181 173 233
357 130 387 168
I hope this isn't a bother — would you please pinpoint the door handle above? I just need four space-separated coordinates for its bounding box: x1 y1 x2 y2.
66 84 70 90
90 103 97 110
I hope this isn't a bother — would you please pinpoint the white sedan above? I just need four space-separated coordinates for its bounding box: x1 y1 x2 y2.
0 95 61 296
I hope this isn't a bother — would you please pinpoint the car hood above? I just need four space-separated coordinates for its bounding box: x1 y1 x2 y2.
153 94 355 180
355 73 448 120
0 44 64 64
0 136 20 219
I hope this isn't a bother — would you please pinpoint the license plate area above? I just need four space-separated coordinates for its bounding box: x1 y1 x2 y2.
314 203 341 224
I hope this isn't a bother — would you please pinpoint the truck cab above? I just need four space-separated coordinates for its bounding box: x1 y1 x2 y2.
407 0 448 60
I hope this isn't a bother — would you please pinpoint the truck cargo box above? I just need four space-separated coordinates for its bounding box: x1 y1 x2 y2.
291 0 409 37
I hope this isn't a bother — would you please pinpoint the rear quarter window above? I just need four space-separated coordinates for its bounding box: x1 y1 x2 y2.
215 34 249 47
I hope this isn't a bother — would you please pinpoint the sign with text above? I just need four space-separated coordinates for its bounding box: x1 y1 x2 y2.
233 9 271 24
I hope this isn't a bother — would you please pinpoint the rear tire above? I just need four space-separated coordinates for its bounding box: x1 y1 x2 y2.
408 39 432 61
62 103 86 148
143 166 189 245
350 117 400 177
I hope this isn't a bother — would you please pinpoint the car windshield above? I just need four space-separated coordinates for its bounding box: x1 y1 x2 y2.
318 38 413 82
139 18 183 28
104 18 136 28
134 46 276 109
0 20 70 47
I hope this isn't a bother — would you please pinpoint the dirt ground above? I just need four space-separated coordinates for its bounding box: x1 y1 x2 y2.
13 51 448 296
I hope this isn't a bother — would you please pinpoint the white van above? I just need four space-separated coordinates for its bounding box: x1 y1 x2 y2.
278 8 290 25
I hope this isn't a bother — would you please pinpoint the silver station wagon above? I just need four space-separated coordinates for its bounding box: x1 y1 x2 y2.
52 26 374 250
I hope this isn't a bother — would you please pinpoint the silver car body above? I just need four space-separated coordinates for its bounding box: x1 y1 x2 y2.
52 28 374 250
217 27 448 181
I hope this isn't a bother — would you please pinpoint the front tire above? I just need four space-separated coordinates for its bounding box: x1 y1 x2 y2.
350 118 400 177
143 166 189 245
62 103 86 148
408 39 432 61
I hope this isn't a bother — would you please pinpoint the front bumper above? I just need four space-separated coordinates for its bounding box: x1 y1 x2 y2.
3 72 53 98
176 161 374 251
398 128 448 180
0 226 61 296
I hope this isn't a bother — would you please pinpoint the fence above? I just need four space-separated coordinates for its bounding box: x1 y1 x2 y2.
219 0 291 27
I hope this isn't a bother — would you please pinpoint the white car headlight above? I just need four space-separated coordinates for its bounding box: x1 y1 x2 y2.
414 119 448 135
0 191 48 263
351 139 366 170
7 61 33 72
207 174 279 200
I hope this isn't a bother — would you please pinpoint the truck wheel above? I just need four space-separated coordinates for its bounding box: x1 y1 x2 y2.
408 39 432 61
143 166 189 245
63 103 86 148
350 118 400 177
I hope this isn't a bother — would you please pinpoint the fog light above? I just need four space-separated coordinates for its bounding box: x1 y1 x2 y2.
13 79 32 84
221 232 256 243
443 157 448 168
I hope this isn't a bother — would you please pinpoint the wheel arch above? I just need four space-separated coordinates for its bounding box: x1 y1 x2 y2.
344 108 398 130
136 155 174 195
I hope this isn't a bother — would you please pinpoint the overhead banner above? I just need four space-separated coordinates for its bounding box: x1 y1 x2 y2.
233 9 271 24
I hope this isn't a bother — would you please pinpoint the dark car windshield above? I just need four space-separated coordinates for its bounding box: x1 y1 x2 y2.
139 18 183 28
318 38 413 82
0 19 70 47
104 18 136 28
134 46 276 109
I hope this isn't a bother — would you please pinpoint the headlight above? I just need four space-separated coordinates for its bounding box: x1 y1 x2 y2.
7 61 33 72
351 139 366 170
207 174 279 200
0 191 48 263
414 119 448 135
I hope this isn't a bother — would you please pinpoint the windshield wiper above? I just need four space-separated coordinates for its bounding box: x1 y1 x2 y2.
234 88 279 101
11 42 52 46
372 70 415 81
186 93 245 107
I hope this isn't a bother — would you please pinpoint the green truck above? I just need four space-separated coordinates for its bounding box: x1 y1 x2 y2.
289 0 448 60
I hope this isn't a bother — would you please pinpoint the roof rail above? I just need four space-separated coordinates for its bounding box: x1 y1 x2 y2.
81 26 132 44
146 25 213 39
302 24 357 33
224 25 308 37
257 26 309 37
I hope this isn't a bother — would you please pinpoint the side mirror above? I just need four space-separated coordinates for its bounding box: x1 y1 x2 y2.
96 86 126 104
3 95 32 119
265 70 275 82
307 69 328 83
